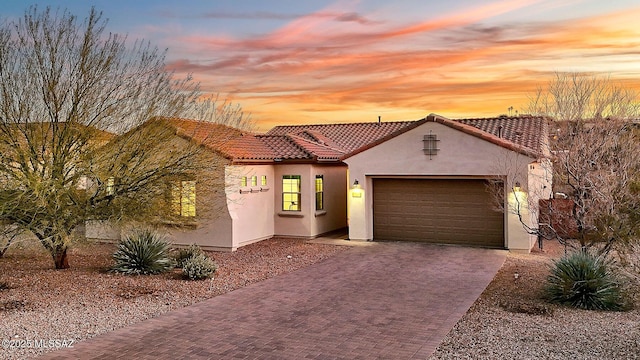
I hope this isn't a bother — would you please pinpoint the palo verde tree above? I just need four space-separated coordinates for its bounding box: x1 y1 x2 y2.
508 72 640 254
0 7 247 268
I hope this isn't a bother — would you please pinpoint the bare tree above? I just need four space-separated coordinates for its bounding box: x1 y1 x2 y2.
0 7 246 268
512 72 640 253
527 72 640 121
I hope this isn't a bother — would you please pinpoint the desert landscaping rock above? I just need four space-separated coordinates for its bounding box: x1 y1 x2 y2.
1 238 639 359
0 237 347 359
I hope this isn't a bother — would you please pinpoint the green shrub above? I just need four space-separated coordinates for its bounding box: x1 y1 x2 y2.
545 250 626 311
182 253 217 280
173 244 204 268
112 230 173 275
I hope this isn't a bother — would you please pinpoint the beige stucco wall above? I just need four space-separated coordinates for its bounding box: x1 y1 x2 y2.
164 160 234 251
84 133 236 250
525 158 554 249
85 220 121 240
310 164 348 235
273 163 347 237
225 164 276 248
344 121 539 251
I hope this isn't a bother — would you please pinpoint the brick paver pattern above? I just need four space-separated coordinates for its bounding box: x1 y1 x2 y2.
41 242 506 359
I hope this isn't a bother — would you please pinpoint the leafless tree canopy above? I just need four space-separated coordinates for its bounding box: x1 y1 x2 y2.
0 7 247 268
527 72 640 122
520 72 640 253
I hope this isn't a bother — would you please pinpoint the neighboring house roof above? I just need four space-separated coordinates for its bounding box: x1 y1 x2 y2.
1 121 116 149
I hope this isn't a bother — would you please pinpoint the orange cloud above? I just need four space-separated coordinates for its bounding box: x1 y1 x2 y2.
163 2 640 131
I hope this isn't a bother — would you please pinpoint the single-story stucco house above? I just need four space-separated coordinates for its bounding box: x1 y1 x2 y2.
87 113 551 252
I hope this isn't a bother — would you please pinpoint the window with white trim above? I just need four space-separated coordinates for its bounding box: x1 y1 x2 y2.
282 175 301 211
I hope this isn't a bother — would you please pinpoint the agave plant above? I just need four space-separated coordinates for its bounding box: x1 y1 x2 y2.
112 229 173 275
545 250 626 311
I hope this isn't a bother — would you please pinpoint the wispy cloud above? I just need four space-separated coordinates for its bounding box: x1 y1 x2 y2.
156 9 382 25
162 1 640 129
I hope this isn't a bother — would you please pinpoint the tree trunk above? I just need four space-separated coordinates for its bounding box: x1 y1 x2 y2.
0 239 10 258
53 247 70 269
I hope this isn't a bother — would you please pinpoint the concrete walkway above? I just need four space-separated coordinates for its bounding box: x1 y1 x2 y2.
42 242 506 359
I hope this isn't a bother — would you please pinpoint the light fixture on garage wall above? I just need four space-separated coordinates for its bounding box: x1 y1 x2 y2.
351 179 363 198
513 181 522 192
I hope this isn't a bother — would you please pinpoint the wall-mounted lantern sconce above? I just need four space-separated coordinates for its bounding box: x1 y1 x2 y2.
351 179 363 198
513 181 521 193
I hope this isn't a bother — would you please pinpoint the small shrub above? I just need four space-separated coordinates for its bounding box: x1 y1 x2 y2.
173 244 204 268
545 250 626 311
112 230 173 275
182 253 217 280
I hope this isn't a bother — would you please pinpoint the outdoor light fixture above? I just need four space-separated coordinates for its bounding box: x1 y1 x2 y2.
351 179 362 198
513 181 521 192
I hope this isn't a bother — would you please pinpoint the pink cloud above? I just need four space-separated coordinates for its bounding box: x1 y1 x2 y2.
162 1 640 130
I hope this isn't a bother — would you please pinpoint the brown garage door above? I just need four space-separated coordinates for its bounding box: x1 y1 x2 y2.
373 178 504 248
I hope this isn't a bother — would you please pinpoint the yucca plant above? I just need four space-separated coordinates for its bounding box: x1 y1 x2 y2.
182 253 217 280
545 250 625 311
112 230 173 275
173 244 204 269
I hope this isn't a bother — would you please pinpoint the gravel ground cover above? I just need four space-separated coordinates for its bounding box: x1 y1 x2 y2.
0 237 348 359
430 240 640 360
1 238 639 359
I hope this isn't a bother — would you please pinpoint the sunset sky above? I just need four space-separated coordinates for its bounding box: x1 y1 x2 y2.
3 1 640 130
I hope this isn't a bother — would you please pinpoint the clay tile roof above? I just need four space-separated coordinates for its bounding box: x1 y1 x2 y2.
267 121 417 153
287 135 346 160
340 114 548 160
157 115 547 163
159 117 246 152
222 135 278 160
454 115 547 156
259 135 309 160
222 134 345 162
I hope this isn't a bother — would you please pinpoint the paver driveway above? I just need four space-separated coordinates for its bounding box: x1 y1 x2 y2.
42 242 505 359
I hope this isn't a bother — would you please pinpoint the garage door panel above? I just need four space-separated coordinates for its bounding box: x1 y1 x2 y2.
373 179 504 248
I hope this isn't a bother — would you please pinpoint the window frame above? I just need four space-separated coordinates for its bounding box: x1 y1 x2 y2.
282 175 301 211
172 180 196 217
315 175 324 211
106 177 115 196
